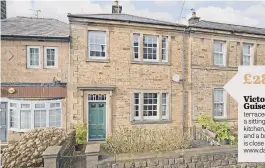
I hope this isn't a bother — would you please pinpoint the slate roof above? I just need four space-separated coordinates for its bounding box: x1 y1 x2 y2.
1 17 69 38
189 20 265 36
68 13 185 27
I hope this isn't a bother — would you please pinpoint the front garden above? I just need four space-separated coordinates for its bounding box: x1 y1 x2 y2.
197 114 237 145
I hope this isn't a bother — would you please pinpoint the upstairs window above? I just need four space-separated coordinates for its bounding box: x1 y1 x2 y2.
44 47 58 68
27 46 41 68
132 34 168 63
242 44 253 65
133 34 140 61
143 35 158 61
88 31 106 59
162 37 168 62
213 41 226 66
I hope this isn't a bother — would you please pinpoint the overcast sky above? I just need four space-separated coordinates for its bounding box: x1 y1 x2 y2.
6 0 265 28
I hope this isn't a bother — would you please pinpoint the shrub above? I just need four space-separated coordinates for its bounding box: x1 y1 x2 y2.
2 128 67 168
75 122 87 145
102 127 191 154
197 114 212 129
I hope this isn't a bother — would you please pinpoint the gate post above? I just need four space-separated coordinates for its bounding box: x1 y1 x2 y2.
42 146 62 168
85 144 100 166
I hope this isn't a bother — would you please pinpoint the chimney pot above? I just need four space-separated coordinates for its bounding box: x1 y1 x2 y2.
188 11 200 25
112 0 122 14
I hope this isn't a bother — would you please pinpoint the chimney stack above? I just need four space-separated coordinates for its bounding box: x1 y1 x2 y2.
1 0 6 19
112 0 122 14
188 11 200 25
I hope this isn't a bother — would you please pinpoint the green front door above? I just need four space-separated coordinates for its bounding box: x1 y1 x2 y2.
88 102 106 140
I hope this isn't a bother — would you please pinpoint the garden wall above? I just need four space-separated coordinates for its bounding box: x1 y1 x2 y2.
86 145 265 168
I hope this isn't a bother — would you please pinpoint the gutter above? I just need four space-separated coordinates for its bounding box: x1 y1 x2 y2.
1 35 70 42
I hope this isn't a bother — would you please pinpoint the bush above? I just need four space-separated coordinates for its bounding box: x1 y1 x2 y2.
102 127 191 154
2 128 67 168
75 123 87 145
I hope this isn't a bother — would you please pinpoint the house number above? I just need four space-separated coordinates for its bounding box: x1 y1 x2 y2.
244 74 265 84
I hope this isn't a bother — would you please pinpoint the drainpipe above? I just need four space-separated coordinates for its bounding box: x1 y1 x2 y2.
181 28 186 136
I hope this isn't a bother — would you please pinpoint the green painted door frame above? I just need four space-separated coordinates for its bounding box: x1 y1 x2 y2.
88 102 106 140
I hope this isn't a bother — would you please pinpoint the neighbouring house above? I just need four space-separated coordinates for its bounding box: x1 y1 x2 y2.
188 12 265 126
1 1 265 144
0 17 70 143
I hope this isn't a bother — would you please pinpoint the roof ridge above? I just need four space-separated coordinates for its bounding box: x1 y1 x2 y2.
13 16 68 24
200 20 265 30
69 13 185 26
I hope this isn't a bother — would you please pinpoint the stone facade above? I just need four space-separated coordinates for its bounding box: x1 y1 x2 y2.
1 40 69 83
189 32 265 125
68 17 191 137
1 39 70 142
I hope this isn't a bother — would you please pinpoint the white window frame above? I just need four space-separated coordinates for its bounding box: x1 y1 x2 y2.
143 35 159 62
132 91 169 121
213 41 226 66
44 47 58 68
242 43 254 66
161 36 168 62
7 99 62 132
213 88 227 120
133 34 140 61
88 31 107 60
27 46 41 68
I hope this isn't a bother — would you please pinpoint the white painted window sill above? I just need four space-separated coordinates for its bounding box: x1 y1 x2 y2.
131 120 172 125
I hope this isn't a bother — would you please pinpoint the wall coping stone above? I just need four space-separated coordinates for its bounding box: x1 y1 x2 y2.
86 144 101 154
98 146 237 163
42 146 62 158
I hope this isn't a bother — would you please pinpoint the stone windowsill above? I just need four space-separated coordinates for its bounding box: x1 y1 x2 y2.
131 120 172 125
86 59 110 63
131 61 171 66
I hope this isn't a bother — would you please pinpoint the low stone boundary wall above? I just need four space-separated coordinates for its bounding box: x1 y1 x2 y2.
42 130 75 168
85 145 265 168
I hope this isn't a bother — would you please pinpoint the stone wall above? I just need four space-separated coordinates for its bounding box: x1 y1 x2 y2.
190 33 265 123
1 40 69 83
86 145 264 168
68 18 191 137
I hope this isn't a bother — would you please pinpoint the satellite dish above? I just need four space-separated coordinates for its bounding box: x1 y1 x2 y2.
172 74 180 82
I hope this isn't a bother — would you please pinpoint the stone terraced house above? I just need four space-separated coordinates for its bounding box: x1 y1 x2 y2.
0 17 70 143
1 2 265 144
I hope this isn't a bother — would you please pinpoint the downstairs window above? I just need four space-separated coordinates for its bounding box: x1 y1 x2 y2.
9 99 62 131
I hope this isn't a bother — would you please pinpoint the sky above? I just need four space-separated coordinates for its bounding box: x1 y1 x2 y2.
6 0 265 28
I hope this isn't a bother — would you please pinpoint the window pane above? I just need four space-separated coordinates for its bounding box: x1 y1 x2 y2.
29 48 39 66
133 93 140 120
21 104 30 108
35 103 45 108
10 109 17 128
50 103 60 108
20 110 31 129
143 93 158 119
34 110 46 128
46 48 56 67
143 35 158 61
214 89 225 117
49 109 61 127
88 31 106 58
162 37 167 61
